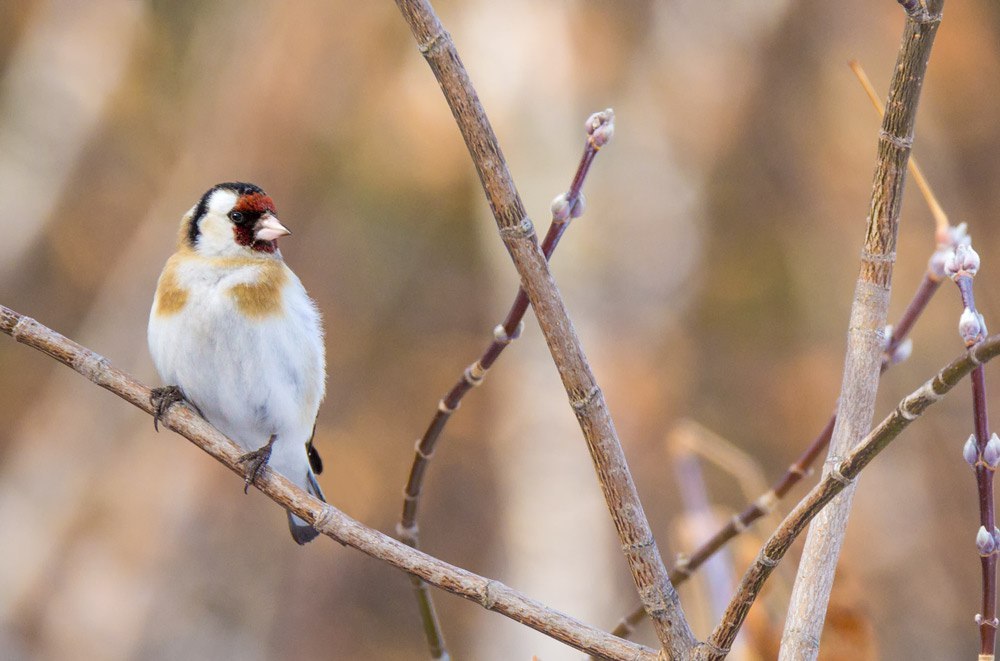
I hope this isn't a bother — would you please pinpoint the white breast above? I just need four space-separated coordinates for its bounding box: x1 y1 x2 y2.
148 257 326 473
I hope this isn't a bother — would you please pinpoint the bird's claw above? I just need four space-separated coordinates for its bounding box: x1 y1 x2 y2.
237 434 276 494
150 386 186 431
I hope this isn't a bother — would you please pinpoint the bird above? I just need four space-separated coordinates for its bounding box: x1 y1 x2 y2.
147 182 327 544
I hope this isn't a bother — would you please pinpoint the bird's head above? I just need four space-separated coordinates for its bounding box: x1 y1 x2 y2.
182 182 291 258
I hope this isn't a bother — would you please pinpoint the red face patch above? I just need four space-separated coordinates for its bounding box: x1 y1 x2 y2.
232 192 279 253
233 192 277 215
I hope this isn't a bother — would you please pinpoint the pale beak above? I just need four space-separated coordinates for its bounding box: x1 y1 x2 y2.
254 214 291 241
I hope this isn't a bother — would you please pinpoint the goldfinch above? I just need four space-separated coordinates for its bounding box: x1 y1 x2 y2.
148 182 326 544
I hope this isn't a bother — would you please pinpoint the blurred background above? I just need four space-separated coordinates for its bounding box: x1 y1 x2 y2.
0 1 998 659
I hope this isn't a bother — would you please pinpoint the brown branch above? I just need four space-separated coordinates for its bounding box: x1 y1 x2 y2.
397 110 613 660
691 334 1000 660
780 4 944 657
391 1 697 656
0 303 659 661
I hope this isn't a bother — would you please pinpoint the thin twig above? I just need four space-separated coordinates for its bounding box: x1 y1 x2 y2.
397 110 613 660
780 4 944 657
946 243 998 656
0 304 659 661
391 1 697 656
692 334 1000 660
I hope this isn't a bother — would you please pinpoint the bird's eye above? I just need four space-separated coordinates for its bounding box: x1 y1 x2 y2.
229 211 245 224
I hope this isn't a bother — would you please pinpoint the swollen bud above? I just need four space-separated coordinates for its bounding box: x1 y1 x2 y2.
977 525 996 556
889 338 912 365
882 325 894 352
964 435 979 467
959 308 985 345
550 193 572 223
986 434 1000 470
944 243 981 278
585 108 615 148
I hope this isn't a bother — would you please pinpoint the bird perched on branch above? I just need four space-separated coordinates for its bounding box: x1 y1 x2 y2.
148 182 326 544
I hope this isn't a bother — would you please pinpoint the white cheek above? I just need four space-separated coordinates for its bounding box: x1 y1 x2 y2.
195 214 243 256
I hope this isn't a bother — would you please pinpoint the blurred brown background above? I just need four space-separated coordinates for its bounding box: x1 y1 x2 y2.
1 1 999 659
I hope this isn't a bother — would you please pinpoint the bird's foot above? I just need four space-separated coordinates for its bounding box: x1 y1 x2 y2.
150 386 186 431
237 434 277 494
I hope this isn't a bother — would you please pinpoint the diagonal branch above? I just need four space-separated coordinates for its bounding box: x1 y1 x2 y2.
0 303 658 661
693 334 1000 660
780 3 944 657
391 0 697 656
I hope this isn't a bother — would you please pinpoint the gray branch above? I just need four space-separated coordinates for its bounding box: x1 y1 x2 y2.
779 4 945 658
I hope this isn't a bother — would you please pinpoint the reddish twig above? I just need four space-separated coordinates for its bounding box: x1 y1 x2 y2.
945 242 999 656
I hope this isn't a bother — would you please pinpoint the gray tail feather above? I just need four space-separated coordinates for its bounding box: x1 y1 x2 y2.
287 469 326 545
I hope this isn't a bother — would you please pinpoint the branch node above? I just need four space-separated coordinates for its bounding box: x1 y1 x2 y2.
418 30 449 55
623 537 656 553
976 614 1000 629
414 438 435 460
828 462 854 487
438 398 457 413
900 380 943 418
498 216 535 240
755 490 779 514
879 128 914 150
731 513 749 534
860 249 898 265
702 640 732 656
10 314 33 340
493 321 524 344
479 579 499 609
672 554 692 578
77 351 110 382
570 385 601 411
463 362 486 386
788 464 808 478
757 550 779 568
313 504 336 532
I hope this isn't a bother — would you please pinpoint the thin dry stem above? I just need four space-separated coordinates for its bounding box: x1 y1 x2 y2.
0 304 658 661
781 6 944 657
392 1 696 656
